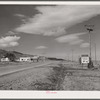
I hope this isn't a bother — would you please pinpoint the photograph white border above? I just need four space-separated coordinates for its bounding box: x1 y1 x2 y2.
0 1 100 99
0 1 100 5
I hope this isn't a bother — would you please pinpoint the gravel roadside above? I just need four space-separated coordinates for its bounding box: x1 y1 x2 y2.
0 62 65 90
1 61 100 90
62 63 100 90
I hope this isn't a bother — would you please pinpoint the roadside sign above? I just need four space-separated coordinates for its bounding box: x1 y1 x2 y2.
81 55 89 64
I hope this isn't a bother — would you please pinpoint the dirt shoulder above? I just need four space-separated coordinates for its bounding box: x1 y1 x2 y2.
62 62 100 90
0 62 65 90
0 61 100 90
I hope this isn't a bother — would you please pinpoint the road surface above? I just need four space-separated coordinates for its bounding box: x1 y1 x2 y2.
0 61 100 90
0 61 53 76
0 61 60 90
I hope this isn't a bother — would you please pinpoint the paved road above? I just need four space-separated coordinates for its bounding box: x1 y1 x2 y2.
0 61 60 90
0 61 53 76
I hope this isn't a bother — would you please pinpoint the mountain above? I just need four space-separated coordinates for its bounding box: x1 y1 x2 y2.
0 49 34 59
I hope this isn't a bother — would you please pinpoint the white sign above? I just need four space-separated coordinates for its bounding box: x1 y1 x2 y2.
81 56 89 64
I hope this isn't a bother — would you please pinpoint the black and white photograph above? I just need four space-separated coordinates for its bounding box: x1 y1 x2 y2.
0 1 100 94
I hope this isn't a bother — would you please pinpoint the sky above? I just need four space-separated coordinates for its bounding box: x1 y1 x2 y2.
1 5 100 60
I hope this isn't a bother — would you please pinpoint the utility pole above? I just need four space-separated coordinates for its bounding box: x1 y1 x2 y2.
94 43 97 64
66 53 69 61
85 25 94 68
67 54 69 61
72 49 74 62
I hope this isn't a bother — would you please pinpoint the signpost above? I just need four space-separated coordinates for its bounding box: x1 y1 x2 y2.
81 55 89 64
80 55 90 68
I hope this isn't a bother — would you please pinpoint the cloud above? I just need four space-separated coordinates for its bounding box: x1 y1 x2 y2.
6 31 17 35
0 36 20 48
35 46 47 49
80 43 90 48
15 5 100 36
55 32 86 45
15 14 27 23
15 14 26 18
69 39 84 45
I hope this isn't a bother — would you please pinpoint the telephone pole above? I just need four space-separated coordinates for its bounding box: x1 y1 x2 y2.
72 49 74 62
66 53 69 61
85 25 94 68
94 43 97 64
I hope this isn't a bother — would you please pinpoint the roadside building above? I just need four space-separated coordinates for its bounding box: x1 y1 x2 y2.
38 56 46 62
1 57 9 62
18 57 32 62
31 55 39 62
16 55 46 62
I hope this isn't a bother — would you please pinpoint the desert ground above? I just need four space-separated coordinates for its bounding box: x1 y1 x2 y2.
0 61 100 90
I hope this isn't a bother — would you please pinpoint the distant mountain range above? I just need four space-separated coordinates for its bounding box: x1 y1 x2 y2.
0 49 34 58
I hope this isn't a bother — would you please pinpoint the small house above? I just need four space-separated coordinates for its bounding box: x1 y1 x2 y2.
31 55 39 62
18 57 31 62
1 57 9 62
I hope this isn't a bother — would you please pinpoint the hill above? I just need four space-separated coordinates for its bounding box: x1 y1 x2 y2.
0 49 8 58
0 49 34 59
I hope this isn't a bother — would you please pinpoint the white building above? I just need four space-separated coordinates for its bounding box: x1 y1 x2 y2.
16 55 46 62
1 57 9 62
18 57 32 62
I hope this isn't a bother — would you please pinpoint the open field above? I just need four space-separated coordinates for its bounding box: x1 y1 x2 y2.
62 62 100 90
0 61 100 90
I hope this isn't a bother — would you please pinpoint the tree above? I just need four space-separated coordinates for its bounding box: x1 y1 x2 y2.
79 57 81 65
4 53 16 62
87 57 94 69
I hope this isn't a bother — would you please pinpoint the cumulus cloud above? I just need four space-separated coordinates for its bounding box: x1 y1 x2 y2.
15 5 100 36
0 36 20 48
35 46 47 49
80 43 90 48
55 32 86 45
